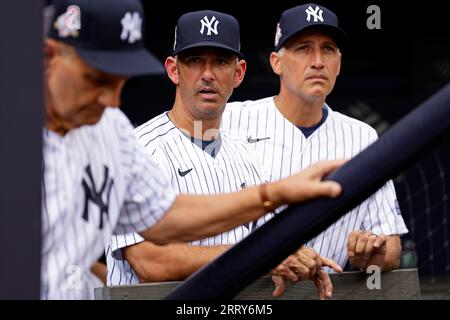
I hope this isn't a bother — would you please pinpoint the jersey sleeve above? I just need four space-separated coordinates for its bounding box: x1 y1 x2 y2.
109 232 145 260
361 128 409 235
114 135 177 235
361 180 409 236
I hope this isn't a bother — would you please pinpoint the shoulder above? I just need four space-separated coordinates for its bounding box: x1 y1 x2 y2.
222 97 275 137
100 107 134 130
77 107 135 144
225 96 275 113
328 106 378 137
133 112 176 148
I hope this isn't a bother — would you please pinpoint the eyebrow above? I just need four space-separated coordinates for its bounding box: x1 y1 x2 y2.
295 39 337 47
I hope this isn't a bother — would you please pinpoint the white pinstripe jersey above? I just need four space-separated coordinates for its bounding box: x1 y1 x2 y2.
42 108 176 299
107 112 271 285
221 97 408 270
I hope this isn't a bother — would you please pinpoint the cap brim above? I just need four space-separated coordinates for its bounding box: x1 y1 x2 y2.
277 24 349 51
307 25 349 48
76 47 165 77
173 41 243 58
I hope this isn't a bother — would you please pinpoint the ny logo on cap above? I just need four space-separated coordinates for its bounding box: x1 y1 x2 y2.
121 12 142 44
305 5 324 22
173 26 178 51
54 5 81 38
274 23 282 47
200 16 219 35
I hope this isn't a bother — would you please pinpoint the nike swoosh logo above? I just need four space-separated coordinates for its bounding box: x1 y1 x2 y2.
247 136 271 143
178 168 193 177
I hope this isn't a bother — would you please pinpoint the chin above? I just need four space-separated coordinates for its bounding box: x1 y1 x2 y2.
203 107 224 119
88 115 104 125
79 112 105 126
309 87 328 97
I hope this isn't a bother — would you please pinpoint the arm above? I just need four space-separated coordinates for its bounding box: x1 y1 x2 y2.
140 160 344 244
347 231 402 272
123 242 230 282
90 261 107 285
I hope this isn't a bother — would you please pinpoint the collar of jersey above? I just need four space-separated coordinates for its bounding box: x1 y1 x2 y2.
165 113 223 157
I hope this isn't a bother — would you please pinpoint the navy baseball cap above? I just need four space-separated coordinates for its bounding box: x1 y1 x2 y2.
48 0 164 76
274 3 349 51
172 10 242 58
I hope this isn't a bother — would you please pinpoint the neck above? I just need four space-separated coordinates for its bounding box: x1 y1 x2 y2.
45 116 68 136
44 87 68 136
274 88 325 127
168 97 221 141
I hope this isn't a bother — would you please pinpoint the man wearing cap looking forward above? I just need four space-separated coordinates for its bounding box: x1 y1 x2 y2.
42 0 345 299
221 3 408 288
107 10 342 300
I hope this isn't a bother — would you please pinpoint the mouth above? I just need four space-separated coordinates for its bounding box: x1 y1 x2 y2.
306 74 328 81
198 87 219 99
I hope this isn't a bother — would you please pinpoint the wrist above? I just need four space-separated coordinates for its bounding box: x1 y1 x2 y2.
259 182 283 212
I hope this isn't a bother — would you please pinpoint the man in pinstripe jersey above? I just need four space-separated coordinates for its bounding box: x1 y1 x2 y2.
221 3 408 275
107 10 342 299
42 0 344 299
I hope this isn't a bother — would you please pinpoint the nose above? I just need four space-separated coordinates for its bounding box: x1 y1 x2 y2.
97 79 126 108
311 49 324 69
201 62 215 82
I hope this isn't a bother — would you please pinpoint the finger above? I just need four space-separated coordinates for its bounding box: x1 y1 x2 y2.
282 255 307 279
283 265 299 283
295 264 311 281
319 270 333 299
301 247 321 269
271 265 298 283
347 231 359 257
363 234 377 259
313 253 322 277
307 159 347 179
296 252 318 279
320 256 343 273
270 263 290 277
308 181 342 199
314 277 326 300
271 276 286 298
374 234 387 248
270 264 284 277
354 232 370 257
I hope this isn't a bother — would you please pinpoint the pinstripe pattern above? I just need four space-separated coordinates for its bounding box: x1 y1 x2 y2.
42 108 176 299
221 97 408 270
107 112 270 285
